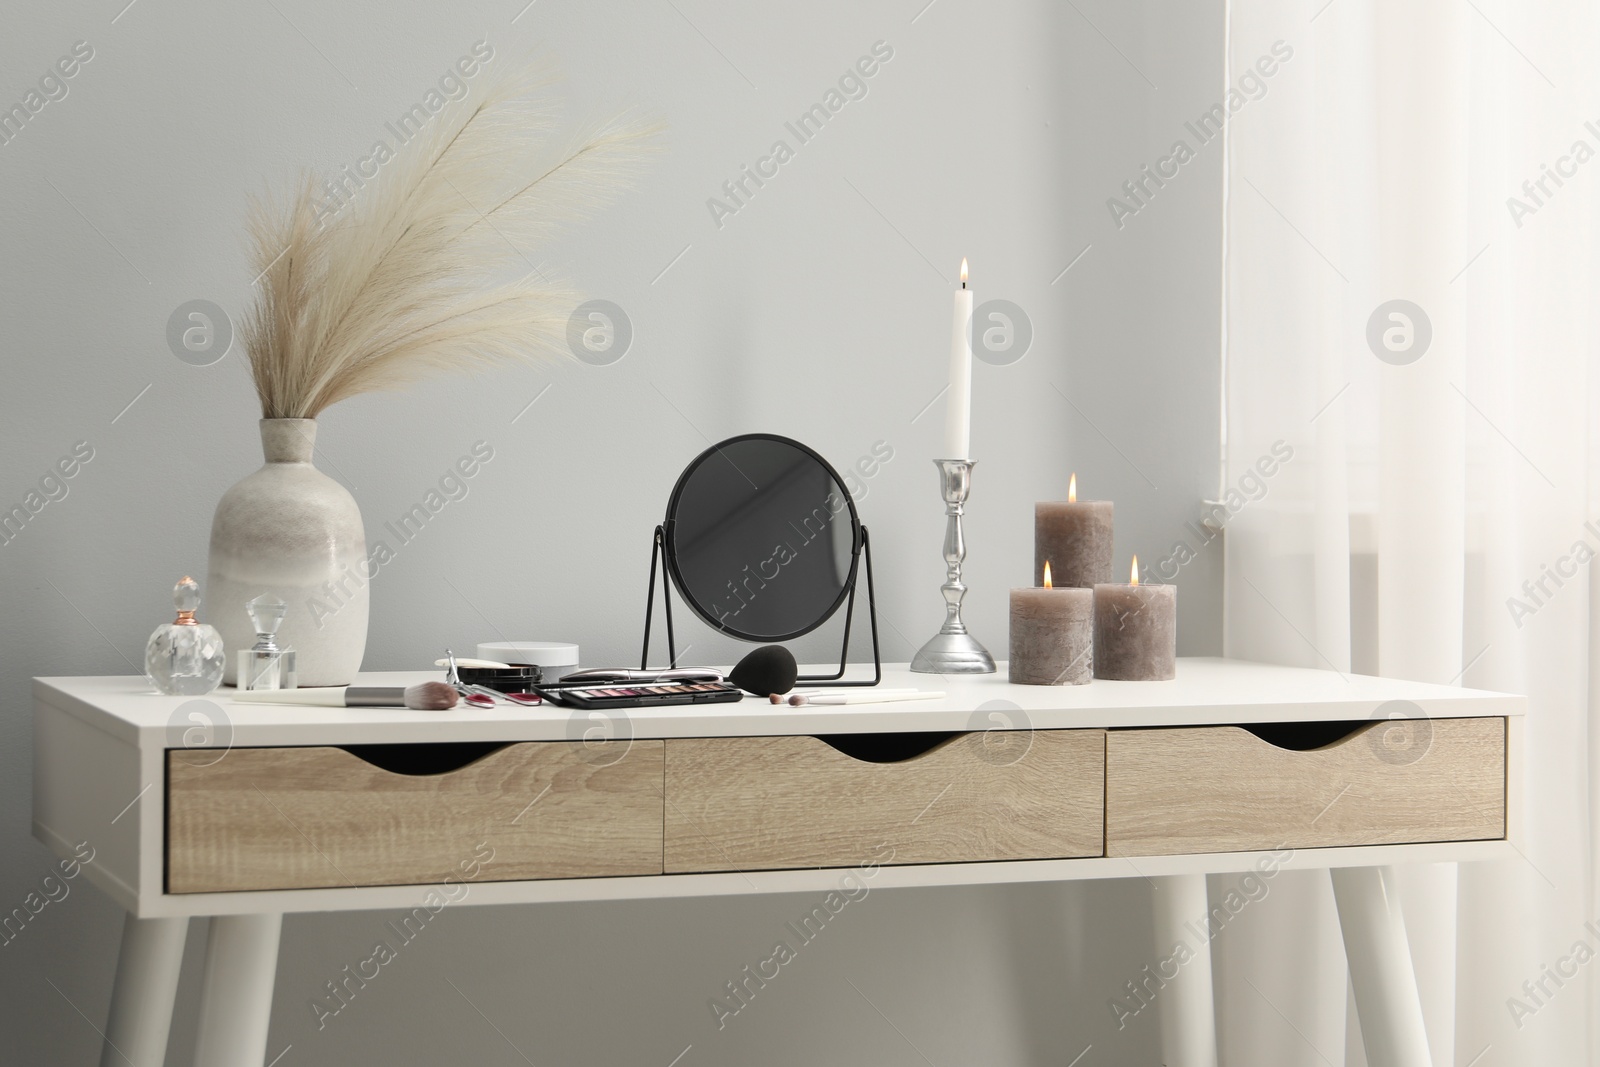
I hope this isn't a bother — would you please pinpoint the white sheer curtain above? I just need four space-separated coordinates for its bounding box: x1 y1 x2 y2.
1220 1 1596 1064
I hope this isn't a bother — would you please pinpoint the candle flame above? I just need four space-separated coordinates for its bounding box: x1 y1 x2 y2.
1043 561 1053 589
1130 556 1140 586
959 257 968 287
1068 473 1077 504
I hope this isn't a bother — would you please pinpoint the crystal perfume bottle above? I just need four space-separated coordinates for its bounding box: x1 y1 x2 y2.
238 594 297 691
145 577 226 695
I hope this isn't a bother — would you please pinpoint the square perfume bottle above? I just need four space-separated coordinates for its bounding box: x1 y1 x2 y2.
238 594 297 691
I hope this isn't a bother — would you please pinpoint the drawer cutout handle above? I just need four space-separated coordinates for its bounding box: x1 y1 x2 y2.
339 741 512 776
1241 721 1374 752
814 732 961 763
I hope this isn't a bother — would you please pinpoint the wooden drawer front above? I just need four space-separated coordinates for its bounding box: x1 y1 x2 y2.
1105 717 1505 857
167 741 663 893
663 730 1104 873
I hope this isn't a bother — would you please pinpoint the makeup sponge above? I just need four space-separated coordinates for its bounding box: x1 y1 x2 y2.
730 645 798 697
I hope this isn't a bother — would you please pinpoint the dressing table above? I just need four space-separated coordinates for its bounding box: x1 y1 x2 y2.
34 658 1521 1067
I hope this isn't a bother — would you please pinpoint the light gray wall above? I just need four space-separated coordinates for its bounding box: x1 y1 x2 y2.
0 1 1222 1063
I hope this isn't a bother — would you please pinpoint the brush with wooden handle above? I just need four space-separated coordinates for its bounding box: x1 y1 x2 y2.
228 682 459 710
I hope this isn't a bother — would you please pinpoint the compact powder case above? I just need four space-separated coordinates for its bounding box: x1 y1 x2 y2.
456 664 544 694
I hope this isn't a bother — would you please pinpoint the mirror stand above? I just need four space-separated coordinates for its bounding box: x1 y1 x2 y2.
640 524 883 687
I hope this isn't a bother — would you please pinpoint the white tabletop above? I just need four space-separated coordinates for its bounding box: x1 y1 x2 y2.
36 658 1524 750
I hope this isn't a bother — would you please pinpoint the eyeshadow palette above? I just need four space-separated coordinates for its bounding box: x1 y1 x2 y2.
534 680 745 710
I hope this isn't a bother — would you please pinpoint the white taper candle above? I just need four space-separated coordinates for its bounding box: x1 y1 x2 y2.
943 257 973 459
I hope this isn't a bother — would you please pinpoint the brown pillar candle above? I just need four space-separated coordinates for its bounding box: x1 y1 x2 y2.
1035 474 1113 588
1009 562 1093 685
1093 556 1176 680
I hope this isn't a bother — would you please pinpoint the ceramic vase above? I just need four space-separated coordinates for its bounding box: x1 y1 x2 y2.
206 419 368 686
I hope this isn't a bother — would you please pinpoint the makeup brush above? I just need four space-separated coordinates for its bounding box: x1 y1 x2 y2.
782 691 946 707
773 688 923 702
229 682 459 710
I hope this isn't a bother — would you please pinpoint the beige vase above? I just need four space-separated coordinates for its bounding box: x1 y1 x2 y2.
206 419 369 686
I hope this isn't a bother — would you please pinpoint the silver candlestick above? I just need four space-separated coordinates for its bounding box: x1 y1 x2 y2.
910 459 996 674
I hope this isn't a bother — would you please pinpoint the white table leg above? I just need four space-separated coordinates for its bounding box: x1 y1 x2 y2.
1331 866 1431 1067
101 914 189 1067
193 914 283 1067
1151 873 1218 1067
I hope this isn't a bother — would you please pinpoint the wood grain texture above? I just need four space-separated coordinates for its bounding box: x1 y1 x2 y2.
1105 717 1506 857
167 741 663 893
663 730 1104 873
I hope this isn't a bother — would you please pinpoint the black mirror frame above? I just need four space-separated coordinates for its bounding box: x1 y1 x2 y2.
640 433 882 686
662 433 860 643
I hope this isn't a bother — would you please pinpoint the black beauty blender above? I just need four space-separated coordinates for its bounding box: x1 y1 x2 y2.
730 645 798 697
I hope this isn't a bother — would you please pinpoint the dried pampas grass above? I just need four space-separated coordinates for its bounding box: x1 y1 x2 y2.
242 70 658 420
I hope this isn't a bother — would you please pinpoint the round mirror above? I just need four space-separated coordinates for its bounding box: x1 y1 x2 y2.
664 434 860 642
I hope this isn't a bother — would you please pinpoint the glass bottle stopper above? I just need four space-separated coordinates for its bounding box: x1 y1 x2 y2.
173 576 201 624
247 594 287 651
239 593 296 691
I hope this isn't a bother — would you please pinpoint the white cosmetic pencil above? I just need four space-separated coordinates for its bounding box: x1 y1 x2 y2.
229 682 459 710
780 691 946 707
773 687 923 702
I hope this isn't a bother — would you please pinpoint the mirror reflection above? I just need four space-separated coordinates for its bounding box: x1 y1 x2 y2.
665 435 858 642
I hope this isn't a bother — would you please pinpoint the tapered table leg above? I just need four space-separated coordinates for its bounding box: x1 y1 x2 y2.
1152 874 1218 1067
101 914 189 1067
1331 866 1431 1067
193 914 282 1067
